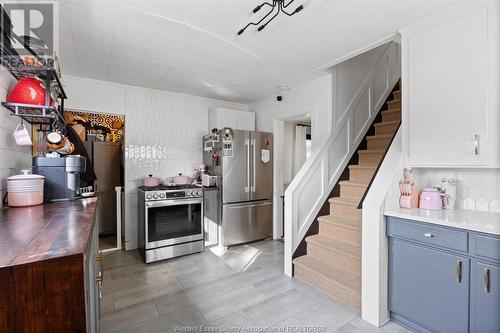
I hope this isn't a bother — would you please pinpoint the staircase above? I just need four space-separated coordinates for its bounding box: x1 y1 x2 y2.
293 87 401 310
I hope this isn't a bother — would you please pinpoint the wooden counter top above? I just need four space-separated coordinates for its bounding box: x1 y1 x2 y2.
0 197 97 268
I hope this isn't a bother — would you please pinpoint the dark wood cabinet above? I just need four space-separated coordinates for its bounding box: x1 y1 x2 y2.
0 198 99 333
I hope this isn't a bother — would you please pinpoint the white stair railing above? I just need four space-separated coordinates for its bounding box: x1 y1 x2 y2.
284 42 401 276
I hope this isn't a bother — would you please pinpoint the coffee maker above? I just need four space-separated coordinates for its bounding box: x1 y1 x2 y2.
32 155 86 201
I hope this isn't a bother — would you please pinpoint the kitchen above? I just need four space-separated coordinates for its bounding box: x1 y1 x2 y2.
1 1 499 333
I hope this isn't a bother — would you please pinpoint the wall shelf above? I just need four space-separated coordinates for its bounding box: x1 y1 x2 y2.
0 5 67 126
1 101 62 125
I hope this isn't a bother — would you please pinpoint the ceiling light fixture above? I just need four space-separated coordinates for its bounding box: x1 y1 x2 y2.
237 0 304 35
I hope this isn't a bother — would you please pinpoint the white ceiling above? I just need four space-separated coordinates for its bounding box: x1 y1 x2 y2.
57 0 461 103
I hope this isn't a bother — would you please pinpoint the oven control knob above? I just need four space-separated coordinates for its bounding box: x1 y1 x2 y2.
197 190 202 196
159 193 165 199
186 191 192 197
153 193 159 199
146 194 153 200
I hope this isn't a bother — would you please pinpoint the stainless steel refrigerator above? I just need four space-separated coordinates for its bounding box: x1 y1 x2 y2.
83 141 122 235
203 130 273 246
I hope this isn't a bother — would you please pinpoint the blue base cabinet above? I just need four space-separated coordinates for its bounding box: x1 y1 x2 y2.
470 261 500 333
387 217 500 333
390 240 469 333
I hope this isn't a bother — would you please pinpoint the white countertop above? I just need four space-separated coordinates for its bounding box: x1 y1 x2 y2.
384 208 500 236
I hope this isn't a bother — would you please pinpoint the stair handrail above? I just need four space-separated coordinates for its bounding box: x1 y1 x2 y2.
284 42 401 276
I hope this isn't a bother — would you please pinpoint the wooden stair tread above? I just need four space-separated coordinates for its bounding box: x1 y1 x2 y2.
357 149 385 155
366 134 393 140
329 197 359 207
374 120 400 127
387 99 401 104
293 256 361 293
381 109 400 114
339 180 369 187
317 214 361 228
306 234 361 258
348 164 377 170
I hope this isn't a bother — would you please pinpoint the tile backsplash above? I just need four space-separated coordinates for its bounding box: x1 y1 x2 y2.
416 168 500 213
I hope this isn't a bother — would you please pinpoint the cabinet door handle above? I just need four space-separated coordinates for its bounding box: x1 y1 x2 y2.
455 260 462 283
474 134 480 155
424 233 434 238
95 250 104 285
484 268 490 293
96 274 103 286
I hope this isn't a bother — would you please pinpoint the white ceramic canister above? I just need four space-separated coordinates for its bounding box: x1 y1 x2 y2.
7 170 45 207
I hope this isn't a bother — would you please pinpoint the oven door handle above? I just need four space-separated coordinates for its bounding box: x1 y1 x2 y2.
145 199 202 208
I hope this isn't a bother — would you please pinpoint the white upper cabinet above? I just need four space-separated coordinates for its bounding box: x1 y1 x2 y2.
401 2 499 167
236 110 256 131
209 108 255 131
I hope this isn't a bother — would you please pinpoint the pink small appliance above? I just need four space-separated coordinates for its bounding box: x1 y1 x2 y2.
419 188 443 210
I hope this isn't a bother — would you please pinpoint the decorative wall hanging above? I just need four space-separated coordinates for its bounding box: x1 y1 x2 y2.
63 110 125 143
238 0 304 35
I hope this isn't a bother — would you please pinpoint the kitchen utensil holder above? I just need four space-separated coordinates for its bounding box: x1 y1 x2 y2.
399 182 419 209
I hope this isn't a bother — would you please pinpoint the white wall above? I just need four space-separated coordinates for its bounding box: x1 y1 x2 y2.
0 69 32 201
251 75 333 150
363 130 403 326
333 43 390 126
250 42 396 152
64 75 248 249
283 122 295 185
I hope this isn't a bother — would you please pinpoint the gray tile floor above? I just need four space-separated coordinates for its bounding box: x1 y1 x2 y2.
101 240 411 333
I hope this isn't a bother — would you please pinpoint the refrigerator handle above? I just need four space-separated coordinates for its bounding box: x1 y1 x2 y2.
251 139 256 192
244 139 250 193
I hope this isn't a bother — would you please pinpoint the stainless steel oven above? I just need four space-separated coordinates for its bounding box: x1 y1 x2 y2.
138 185 204 263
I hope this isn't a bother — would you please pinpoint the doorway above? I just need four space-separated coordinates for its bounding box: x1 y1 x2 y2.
64 110 125 252
273 114 312 238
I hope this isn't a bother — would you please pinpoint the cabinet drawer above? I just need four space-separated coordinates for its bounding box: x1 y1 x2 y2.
387 218 468 252
472 234 500 262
